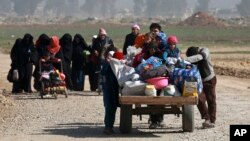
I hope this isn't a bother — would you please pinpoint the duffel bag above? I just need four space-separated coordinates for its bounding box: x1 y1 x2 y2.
140 65 169 80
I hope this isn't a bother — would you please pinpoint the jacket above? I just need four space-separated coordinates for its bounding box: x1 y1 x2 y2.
185 47 215 82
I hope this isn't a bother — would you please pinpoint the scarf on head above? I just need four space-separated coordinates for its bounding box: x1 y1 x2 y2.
48 36 61 54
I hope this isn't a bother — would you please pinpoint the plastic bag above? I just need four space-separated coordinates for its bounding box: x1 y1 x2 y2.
182 81 198 97
7 68 19 82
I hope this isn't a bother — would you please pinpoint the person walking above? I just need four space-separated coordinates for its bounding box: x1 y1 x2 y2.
89 28 114 91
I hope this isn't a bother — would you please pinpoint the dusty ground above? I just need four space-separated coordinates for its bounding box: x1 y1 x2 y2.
211 47 250 79
0 50 250 141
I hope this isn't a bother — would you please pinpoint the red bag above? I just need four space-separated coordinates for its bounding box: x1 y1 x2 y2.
132 52 144 68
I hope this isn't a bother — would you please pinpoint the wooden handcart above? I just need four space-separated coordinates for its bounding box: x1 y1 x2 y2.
119 96 198 133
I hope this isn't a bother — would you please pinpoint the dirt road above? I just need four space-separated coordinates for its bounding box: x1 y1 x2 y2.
1 53 250 141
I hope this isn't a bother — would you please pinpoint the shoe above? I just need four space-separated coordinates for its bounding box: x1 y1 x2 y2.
12 90 23 94
202 120 215 129
157 121 166 128
103 127 114 135
149 123 158 129
25 90 33 93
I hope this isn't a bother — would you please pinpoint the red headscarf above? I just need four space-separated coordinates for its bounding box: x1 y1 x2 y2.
48 36 60 54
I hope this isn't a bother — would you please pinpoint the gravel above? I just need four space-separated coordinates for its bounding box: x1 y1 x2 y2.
1 52 250 141
0 75 250 141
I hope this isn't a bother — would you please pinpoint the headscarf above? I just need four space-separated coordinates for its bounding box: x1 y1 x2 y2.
73 34 88 48
60 33 72 46
35 34 50 47
132 24 140 30
60 33 73 63
48 36 60 54
21 33 33 46
98 28 107 36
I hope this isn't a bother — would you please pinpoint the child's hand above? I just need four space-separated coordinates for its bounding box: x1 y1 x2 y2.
180 53 185 59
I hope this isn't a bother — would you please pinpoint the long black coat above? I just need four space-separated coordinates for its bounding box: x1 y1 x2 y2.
35 33 51 60
59 33 73 90
123 33 138 55
72 34 89 71
91 36 114 71
33 34 51 91
60 33 73 66
92 36 113 59
71 34 90 91
10 34 37 93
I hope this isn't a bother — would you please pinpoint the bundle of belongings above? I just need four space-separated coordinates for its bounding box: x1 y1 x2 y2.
107 48 203 97
40 59 66 87
169 65 203 97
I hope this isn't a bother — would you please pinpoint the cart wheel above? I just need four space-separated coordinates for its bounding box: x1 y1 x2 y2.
182 105 194 132
40 82 44 99
120 104 132 134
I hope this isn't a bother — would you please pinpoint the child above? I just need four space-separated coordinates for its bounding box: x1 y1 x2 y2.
162 35 186 71
40 51 64 85
185 46 217 129
101 49 121 135
167 36 180 57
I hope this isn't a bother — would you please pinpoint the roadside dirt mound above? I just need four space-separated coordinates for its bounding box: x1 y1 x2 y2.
214 65 250 79
178 11 226 27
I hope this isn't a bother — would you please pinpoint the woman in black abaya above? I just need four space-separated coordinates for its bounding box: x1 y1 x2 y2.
11 33 37 93
71 34 90 91
59 33 73 90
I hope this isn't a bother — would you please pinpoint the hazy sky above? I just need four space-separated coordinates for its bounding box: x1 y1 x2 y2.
116 0 241 10
2 0 242 19
210 0 241 9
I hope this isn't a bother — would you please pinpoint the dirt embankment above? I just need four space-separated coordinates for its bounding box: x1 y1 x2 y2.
178 12 227 27
212 51 250 79
215 65 250 79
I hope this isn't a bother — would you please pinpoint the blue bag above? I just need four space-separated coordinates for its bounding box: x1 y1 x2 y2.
170 65 203 94
136 56 162 73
